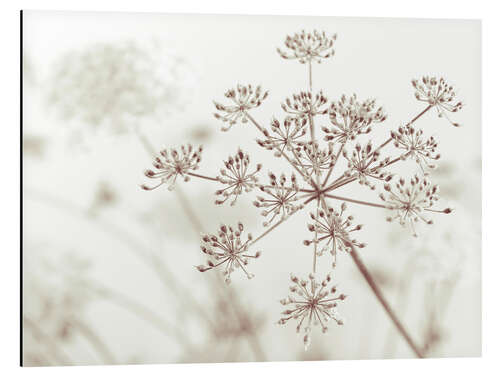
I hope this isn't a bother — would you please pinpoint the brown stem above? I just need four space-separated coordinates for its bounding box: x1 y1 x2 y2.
324 193 388 209
350 249 425 358
372 105 433 157
188 172 219 182
322 141 345 188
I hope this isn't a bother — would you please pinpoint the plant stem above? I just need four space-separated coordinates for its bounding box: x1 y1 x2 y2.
188 172 219 182
350 249 425 358
322 141 345 187
371 105 433 157
249 206 303 247
324 193 388 209
23 316 74 365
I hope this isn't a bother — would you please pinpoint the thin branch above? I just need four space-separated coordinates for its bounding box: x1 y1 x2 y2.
188 172 219 182
350 249 425 358
322 141 345 188
23 316 74 366
371 105 433 157
71 320 117 365
324 193 388 209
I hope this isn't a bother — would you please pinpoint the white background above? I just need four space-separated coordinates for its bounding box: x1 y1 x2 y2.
1 0 498 374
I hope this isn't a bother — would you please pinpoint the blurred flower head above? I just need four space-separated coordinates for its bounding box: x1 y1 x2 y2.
47 39 197 134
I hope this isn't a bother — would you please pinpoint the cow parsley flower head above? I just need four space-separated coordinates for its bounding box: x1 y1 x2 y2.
380 175 452 236
215 149 262 206
296 141 336 177
254 172 303 227
47 39 196 134
277 30 337 64
213 84 269 131
412 76 463 127
278 273 346 350
257 117 307 155
140 29 463 352
196 222 261 284
324 94 387 143
281 91 329 118
141 144 203 191
391 124 440 174
304 203 365 267
342 141 393 190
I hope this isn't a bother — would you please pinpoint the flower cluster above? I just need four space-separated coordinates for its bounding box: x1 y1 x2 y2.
412 76 463 127
281 91 329 118
296 141 336 178
141 144 203 191
323 94 387 143
254 173 303 227
391 124 440 173
215 149 262 206
342 141 393 190
141 29 463 351
47 40 196 134
196 222 261 284
380 175 452 236
213 84 269 131
277 30 337 64
304 203 365 268
257 117 307 155
277 273 346 350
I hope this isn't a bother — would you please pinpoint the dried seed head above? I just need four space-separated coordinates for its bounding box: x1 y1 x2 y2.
215 149 261 206
197 223 260 283
277 30 337 64
412 76 463 126
278 273 345 350
141 144 202 191
324 94 386 143
213 84 269 131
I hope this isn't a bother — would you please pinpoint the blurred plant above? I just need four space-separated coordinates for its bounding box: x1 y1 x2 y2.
141 30 463 353
88 181 118 216
23 134 47 159
46 39 196 135
23 253 116 365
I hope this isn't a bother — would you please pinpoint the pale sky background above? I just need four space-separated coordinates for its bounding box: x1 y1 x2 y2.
22 11 481 365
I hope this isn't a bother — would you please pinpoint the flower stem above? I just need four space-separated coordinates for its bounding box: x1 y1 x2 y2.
322 141 345 188
350 249 425 358
372 105 433 157
324 193 388 209
188 172 219 182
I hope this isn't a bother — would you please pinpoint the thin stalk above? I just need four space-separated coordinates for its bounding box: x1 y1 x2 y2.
322 141 345 188
308 59 313 93
350 249 425 358
371 105 432 157
324 193 388 209
188 172 219 182
71 320 117 365
24 188 216 334
85 280 193 348
249 199 314 248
